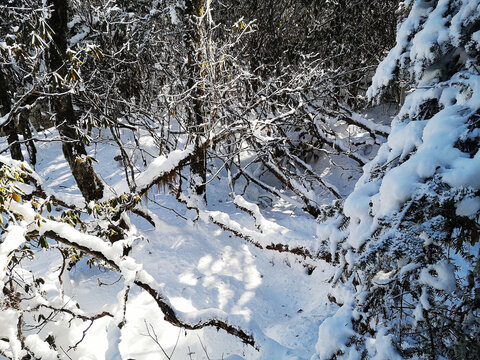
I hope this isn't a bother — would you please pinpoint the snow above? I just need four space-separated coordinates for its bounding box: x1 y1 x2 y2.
472 30 480 47
0 226 26 290
456 196 480 217
0 127 346 359
0 310 22 360
366 328 402 360
351 112 391 136
348 73 480 225
443 151 480 188
399 262 420 279
368 0 480 99
233 195 287 234
24 335 58 360
412 302 425 324
419 231 433 246
316 216 347 258
112 145 194 196
372 269 396 285
343 181 378 249
69 25 90 47
410 0 450 66
320 1 480 357
367 0 431 99
419 260 457 293
167 5 180 25
419 287 431 310
1 1 478 357
450 1 480 46
315 302 355 360
67 15 82 29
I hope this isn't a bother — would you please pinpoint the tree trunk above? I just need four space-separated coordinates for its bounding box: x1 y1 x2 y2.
185 0 207 200
0 68 24 161
19 115 37 166
48 0 103 201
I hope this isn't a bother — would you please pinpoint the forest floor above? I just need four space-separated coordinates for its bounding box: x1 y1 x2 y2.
3 105 395 359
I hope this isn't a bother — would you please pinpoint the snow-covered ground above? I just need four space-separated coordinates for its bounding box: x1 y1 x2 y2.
0 102 395 360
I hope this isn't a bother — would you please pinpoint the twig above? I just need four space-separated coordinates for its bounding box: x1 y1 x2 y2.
143 320 171 360
97 275 122 287
197 334 211 360
170 328 182 359
69 320 94 350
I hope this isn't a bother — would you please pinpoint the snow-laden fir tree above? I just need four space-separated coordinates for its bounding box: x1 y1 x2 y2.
317 0 480 359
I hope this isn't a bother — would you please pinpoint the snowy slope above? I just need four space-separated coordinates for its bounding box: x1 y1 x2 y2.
0 128 344 359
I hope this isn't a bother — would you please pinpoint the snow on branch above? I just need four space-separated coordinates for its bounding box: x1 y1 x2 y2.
7 199 256 349
179 193 316 261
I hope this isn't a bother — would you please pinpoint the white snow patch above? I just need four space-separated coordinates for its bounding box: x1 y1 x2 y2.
0 225 26 289
315 302 355 360
0 309 23 359
366 327 402 360
456 196 480 217
419 260 457 293
24 335 58 360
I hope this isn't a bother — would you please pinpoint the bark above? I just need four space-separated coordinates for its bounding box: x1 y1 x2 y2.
0 67 24 161
48 0 103 201
185 0 207 199
19 116 37 166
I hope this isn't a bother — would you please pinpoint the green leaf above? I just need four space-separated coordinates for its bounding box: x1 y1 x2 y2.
39 236 49 249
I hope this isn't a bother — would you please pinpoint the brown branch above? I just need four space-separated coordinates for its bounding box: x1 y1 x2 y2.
244 138 323 218
41 229 257 348
279 139 342 199
43 231 121 271
130 208 156 227
137 129 237 198
27 175 77 210
299 108 368 167
25 171 157 230
179 195 315 260
340 114 389 140
300 92 389 140
136 281 256 348
70 320 94 350
37 304 113 322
